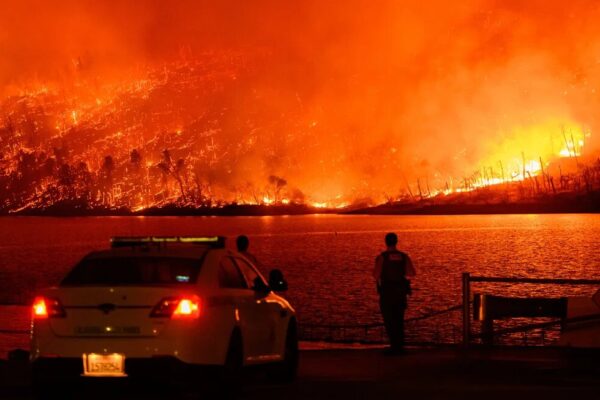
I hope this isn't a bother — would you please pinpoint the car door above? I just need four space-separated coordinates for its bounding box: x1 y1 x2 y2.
234 257 280 359
217 256 264 361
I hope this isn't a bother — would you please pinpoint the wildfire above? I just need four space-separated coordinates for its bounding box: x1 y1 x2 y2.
0 66 595 213
417 120 592 198
2 1 600 213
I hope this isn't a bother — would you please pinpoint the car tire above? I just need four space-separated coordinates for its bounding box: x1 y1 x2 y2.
32 368 73 400
269 319 299 383
220 329 244 397
32 383 74 400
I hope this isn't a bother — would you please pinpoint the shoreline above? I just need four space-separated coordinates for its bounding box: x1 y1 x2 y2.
2 196 599 217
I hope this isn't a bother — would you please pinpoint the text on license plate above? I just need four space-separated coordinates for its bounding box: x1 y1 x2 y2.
82 353 126 377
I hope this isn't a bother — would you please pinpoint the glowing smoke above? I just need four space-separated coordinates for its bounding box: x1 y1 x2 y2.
1 0 599 208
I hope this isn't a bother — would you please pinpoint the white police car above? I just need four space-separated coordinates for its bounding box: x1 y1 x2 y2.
30 236 297 392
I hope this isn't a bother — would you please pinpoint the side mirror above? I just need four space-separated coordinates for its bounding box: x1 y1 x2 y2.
268 269 288 292
253 277 271 294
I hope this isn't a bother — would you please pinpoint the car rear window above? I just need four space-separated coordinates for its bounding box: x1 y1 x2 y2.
61 257 203 286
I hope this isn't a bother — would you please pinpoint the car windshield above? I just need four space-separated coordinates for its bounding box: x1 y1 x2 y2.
61 256 203 286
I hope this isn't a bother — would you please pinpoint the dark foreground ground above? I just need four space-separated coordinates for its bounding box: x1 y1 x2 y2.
2 346 600 399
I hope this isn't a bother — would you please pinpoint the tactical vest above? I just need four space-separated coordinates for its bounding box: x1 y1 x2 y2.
380 250 407 285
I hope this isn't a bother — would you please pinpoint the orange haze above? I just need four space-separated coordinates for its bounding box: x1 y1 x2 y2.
1 0 599 207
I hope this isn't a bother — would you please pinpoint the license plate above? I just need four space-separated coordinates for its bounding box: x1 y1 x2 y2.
82 353 126 377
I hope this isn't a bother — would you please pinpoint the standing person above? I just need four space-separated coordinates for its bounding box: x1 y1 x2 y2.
373 232 416 355
236 235 259 266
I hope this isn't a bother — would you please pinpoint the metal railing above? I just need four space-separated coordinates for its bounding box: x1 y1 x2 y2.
300 274 600 346
2 301 465 345
299 304 462 344
461 273 600 347
0 329 29 334
0 303 29 336
3 274 600 348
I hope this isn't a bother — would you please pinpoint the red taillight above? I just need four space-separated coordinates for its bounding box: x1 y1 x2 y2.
150 296 201 319
173 298 200 318
32 297 48 319
32 296 66 319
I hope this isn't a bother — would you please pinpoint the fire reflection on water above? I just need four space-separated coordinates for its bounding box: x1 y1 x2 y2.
0 214 598 351
3 1 600 213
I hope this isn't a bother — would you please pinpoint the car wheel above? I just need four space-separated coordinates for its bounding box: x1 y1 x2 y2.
32 383 74 400
32 369 74 400
269 319 299 383
220 329 244 397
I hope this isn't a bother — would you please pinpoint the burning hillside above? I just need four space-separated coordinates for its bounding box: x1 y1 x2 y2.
0 53 314 212
1 1 600 214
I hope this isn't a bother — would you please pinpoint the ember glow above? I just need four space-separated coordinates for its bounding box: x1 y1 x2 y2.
1 1 599 212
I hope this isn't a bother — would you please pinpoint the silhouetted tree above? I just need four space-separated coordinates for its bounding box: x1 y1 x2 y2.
157 149 187 203
130 149 142 170
268 175 287 203
174 158 187 202
75 162 93 203
57 164 76 199
100 155 115 205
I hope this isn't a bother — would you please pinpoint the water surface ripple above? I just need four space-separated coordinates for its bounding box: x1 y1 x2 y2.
1 214 599 350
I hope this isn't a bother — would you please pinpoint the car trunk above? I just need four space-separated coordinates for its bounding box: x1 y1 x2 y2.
45 286 192 338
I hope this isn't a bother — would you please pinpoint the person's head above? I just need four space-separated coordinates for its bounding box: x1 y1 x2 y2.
385 232 398 247
236 235 249 252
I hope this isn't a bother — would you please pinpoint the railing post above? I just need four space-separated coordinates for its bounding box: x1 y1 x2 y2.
462 272 471 347
482 315 494 346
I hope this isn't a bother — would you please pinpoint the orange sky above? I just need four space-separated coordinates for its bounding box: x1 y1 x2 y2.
1 0 599 203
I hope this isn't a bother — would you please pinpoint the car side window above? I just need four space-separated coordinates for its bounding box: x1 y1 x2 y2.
218 257 247 289
235 257 266 289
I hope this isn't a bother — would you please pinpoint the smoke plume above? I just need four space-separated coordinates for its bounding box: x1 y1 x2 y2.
1 0 599 206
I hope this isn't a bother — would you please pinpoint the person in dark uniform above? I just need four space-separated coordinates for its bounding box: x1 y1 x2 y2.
236 235 260 266
373 232 416 354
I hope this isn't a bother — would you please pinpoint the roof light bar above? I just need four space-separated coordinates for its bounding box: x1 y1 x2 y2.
110 236 225 248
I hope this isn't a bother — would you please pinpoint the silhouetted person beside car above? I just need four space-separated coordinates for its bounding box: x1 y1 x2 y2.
236 234 260 266
373 232 416 355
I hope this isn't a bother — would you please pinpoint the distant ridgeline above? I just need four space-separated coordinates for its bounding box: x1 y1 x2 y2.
4 181 600 216
1 156 599 216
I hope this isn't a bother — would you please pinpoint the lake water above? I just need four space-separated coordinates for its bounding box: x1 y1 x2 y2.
1 214 599 355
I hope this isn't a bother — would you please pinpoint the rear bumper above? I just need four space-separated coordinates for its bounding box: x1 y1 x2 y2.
31 321 230 365
32 356 219 383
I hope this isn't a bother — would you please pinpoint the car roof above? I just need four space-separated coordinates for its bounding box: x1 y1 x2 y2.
84 245 217 260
